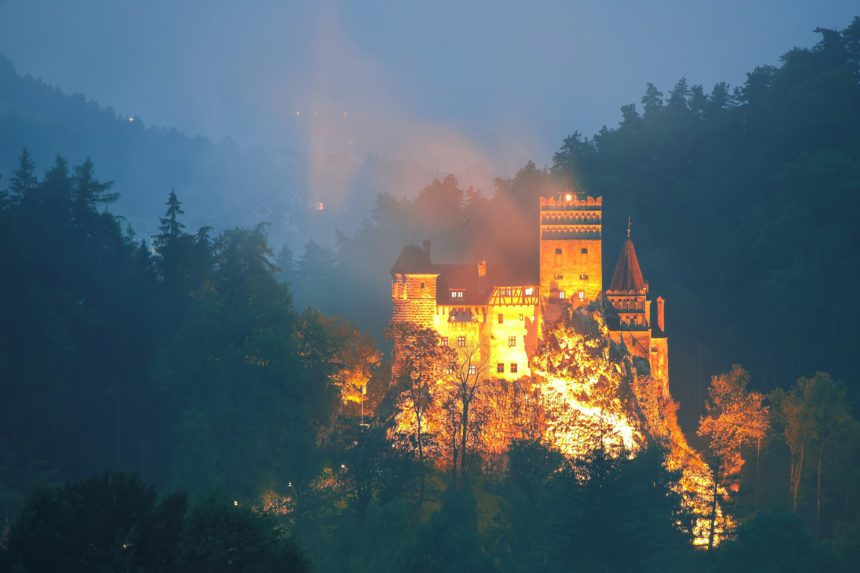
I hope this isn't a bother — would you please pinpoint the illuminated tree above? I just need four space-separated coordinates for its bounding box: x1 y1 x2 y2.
443 343 490 482
321 316 382 419
387 321 454 502
697 365 769 549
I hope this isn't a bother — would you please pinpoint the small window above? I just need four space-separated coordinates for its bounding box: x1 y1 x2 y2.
497 363 505 373
559 291 566 299
581 248 588 254
579 274 588 280
420 282 425 289
524 287 534 296
441 337 448 346
578 291 585 300
555 248 562 254
519 314 524 321
458 336 466 348
510 363 518 374
445 367 453 375
468 365 476 375
498 313 504 324
450 290 464 299
508 336 517 347
554 273 563 280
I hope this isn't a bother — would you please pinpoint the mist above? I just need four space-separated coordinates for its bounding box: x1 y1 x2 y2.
1 1 856 241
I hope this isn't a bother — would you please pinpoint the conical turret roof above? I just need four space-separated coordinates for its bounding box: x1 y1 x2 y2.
609 237 646 292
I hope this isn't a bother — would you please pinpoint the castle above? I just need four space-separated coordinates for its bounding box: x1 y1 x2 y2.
390 193 668 387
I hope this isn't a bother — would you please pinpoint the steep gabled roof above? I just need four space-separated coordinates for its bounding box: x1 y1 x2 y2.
609 238 646 292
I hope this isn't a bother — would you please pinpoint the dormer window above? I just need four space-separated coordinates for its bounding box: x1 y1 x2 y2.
450 290 464 299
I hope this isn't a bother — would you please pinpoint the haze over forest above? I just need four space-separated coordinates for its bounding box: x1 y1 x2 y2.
1 4 860 573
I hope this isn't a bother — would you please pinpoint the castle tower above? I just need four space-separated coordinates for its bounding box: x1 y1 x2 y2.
604 221 669 390
539 193 602 324
390 241 439 379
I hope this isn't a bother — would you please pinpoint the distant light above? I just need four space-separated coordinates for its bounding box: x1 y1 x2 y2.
295 111 301 117
127 116 135 123
565 193 573 201
232 499 239 507
288 481 293 488
340 463 347 470
316 201 325 211
342 111 349 118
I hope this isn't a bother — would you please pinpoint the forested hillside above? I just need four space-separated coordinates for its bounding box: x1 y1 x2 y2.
288 20 860 424
0 55 441 248
0 152 376 515
1 18 859 573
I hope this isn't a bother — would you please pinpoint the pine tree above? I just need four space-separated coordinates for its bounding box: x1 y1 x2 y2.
641 82 664 115
155 188 186 249
0 174 7 208
9 147 37 205
72 158 117 222
667 77 690 111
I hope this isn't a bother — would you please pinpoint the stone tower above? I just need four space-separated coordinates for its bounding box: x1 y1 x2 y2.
390 240 439 380
539 193 603 324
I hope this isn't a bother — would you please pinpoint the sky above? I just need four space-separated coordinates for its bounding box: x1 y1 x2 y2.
0 0 857 185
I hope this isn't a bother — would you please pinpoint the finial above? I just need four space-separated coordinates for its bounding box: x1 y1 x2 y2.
627 216 631 239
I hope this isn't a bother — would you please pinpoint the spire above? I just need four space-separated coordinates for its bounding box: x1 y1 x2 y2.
609 221 646 291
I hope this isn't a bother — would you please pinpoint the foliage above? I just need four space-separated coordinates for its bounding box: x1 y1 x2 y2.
1 473 310 573
2 473 187 573
710 509 836 573
697 365 769 548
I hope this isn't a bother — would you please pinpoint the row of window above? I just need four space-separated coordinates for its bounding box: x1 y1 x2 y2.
441 336 520 348
557 291 586 300
440 336 467 347
554 247 590 255
452 363 521 375
497 313 527 324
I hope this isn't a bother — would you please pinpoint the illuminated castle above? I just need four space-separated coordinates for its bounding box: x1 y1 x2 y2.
390 193 668 385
